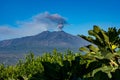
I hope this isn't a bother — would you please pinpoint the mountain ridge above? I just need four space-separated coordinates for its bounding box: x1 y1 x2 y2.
0 31 90 54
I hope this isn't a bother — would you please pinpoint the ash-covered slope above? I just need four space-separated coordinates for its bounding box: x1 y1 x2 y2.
0 31 90 54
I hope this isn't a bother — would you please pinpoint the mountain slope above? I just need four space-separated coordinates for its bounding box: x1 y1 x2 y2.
0 31 90 54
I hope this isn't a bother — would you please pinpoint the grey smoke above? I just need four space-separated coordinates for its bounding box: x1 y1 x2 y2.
45 13 67 24
34 12 68 31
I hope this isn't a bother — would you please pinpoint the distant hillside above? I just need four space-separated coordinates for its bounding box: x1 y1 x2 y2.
0 31 90 54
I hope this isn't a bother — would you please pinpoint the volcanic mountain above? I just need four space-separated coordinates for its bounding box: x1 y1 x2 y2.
0 31 90 54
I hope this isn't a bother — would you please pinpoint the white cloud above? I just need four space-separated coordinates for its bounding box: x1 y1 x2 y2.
0 26 15 35
0 25 18 40
0 12 67 41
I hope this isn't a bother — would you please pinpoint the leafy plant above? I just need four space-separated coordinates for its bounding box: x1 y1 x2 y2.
79 26 120 79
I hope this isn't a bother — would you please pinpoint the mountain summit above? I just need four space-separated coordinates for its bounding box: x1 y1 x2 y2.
0 31 90 54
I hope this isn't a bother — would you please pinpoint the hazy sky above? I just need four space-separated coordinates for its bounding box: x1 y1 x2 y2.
0 0 120 40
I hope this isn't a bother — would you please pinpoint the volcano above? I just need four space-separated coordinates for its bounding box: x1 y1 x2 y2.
0 31 90 54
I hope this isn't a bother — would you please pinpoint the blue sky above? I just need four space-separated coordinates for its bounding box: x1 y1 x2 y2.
0 0 120 40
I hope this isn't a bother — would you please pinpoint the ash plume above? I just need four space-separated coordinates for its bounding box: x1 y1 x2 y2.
34 12 68 31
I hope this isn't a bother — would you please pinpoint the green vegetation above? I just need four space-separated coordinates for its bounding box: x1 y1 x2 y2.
0 26 120 80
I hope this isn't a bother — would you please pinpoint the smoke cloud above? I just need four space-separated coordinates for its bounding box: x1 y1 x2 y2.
33 12 68 30
0 12 68 40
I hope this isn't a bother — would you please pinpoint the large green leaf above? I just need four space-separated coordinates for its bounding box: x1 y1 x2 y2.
93 25 101 33
100 30 109 44
104 53 114 60
87 45 99 53
79 47 90 53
